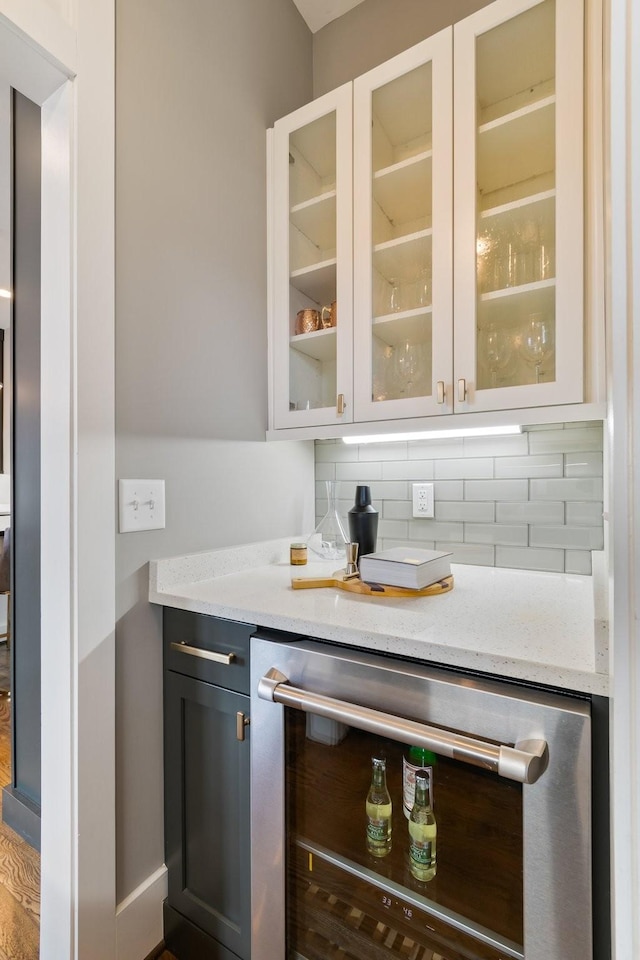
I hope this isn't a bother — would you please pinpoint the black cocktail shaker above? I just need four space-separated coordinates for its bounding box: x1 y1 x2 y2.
348 485 378 563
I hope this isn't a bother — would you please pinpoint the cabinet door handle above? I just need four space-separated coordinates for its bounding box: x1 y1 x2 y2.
336 393 346 416
236 712 250 741
457 378 467 403
170 641 235 665
436 380 445 404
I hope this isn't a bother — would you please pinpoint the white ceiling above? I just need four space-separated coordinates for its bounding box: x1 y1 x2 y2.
292 0 367 33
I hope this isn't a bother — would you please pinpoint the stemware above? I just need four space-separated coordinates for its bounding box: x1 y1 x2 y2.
476 222 498 293
479 323 512 388
520 313 553 383
417 265 432 306
394 341 425 397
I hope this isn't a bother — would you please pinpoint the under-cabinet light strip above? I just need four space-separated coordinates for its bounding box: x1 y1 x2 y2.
343 425 522 445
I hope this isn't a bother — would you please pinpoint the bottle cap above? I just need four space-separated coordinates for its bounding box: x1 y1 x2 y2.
354 485 372 507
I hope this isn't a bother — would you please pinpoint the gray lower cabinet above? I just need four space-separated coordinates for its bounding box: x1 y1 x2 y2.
163 608 254 960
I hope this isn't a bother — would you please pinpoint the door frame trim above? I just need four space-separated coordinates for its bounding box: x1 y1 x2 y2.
0 1 116 957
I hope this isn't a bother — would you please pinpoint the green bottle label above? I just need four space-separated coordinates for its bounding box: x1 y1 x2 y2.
367 818 390 842
410 839 434 864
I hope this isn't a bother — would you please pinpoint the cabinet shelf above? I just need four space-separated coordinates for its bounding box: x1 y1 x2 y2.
481 188 555 222
373 229 432 282
290 326 337 362
373 151 433 226
290 258 337 305
290 190 337 252
478 278 555 328
478 96 555 196
373 307 432 347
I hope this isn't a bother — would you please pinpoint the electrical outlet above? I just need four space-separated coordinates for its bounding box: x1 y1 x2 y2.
119 479 166 533
412 482 434 518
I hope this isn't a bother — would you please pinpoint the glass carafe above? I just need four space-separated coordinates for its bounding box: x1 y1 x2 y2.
307 480 349 561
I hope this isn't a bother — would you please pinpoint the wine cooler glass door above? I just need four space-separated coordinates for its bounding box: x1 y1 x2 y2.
285 715 524 960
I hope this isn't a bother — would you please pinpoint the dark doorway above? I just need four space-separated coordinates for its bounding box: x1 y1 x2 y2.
1 88 42 851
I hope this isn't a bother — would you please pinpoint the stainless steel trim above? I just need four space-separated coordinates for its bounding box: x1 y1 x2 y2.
457 377 467 402
436 379 445 404
170 641 236 665
296 836 524 960
257 668 548 784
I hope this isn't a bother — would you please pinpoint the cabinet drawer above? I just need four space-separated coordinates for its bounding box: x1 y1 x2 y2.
163 608 255 694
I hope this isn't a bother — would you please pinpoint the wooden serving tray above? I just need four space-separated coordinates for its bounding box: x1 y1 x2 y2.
291 571 453 599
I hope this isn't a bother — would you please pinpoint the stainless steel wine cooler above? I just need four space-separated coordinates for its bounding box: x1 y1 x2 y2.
250 634 595 960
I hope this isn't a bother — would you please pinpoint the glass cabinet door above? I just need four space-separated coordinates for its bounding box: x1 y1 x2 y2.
453 0 584 412
353 31 453 422
272 84 353 429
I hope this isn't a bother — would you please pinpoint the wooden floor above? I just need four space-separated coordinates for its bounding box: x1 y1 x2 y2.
0 644 40 960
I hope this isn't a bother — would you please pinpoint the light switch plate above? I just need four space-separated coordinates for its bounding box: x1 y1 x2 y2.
412 482 434 518
119 479 166 533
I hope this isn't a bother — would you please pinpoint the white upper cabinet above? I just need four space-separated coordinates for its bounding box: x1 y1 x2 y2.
453 0 584 412
272 84 353 429
352 32 453 422
268 0 596 437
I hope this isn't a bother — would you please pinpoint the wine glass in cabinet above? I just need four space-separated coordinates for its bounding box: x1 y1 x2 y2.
454 0 583 412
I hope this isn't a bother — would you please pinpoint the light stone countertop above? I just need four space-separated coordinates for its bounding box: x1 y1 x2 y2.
149 537 609 696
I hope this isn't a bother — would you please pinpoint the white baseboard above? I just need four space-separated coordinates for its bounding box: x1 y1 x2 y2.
116 864 168 960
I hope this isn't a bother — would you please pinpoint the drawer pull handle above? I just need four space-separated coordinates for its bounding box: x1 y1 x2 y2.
458 378 467 403
436 380 445 404
170 641 235 665
236 711 250 741
336 393 346 416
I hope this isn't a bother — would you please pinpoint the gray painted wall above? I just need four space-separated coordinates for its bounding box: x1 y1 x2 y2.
313 0 493 97
115 0 314 901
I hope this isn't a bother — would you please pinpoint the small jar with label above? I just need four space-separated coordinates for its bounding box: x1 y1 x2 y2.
290 542 307 566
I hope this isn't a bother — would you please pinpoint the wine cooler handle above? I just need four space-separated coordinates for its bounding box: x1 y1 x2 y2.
170 641 236 665
257 668 548 785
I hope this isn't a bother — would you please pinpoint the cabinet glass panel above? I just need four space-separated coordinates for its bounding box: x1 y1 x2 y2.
369 64 434 405
475 0 556 392
285 712 523 960
288 112 338 413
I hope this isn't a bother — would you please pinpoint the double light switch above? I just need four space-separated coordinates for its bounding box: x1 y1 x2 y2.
119 479 166 533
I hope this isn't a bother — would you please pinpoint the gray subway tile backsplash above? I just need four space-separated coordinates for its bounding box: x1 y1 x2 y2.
436 501 495 522
435 458 494 480
495 500 565 524
314 422 605 575
464 479 529 501
494 453 563 479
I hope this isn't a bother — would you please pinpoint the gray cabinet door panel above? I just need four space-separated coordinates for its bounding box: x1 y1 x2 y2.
165 671 251 959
